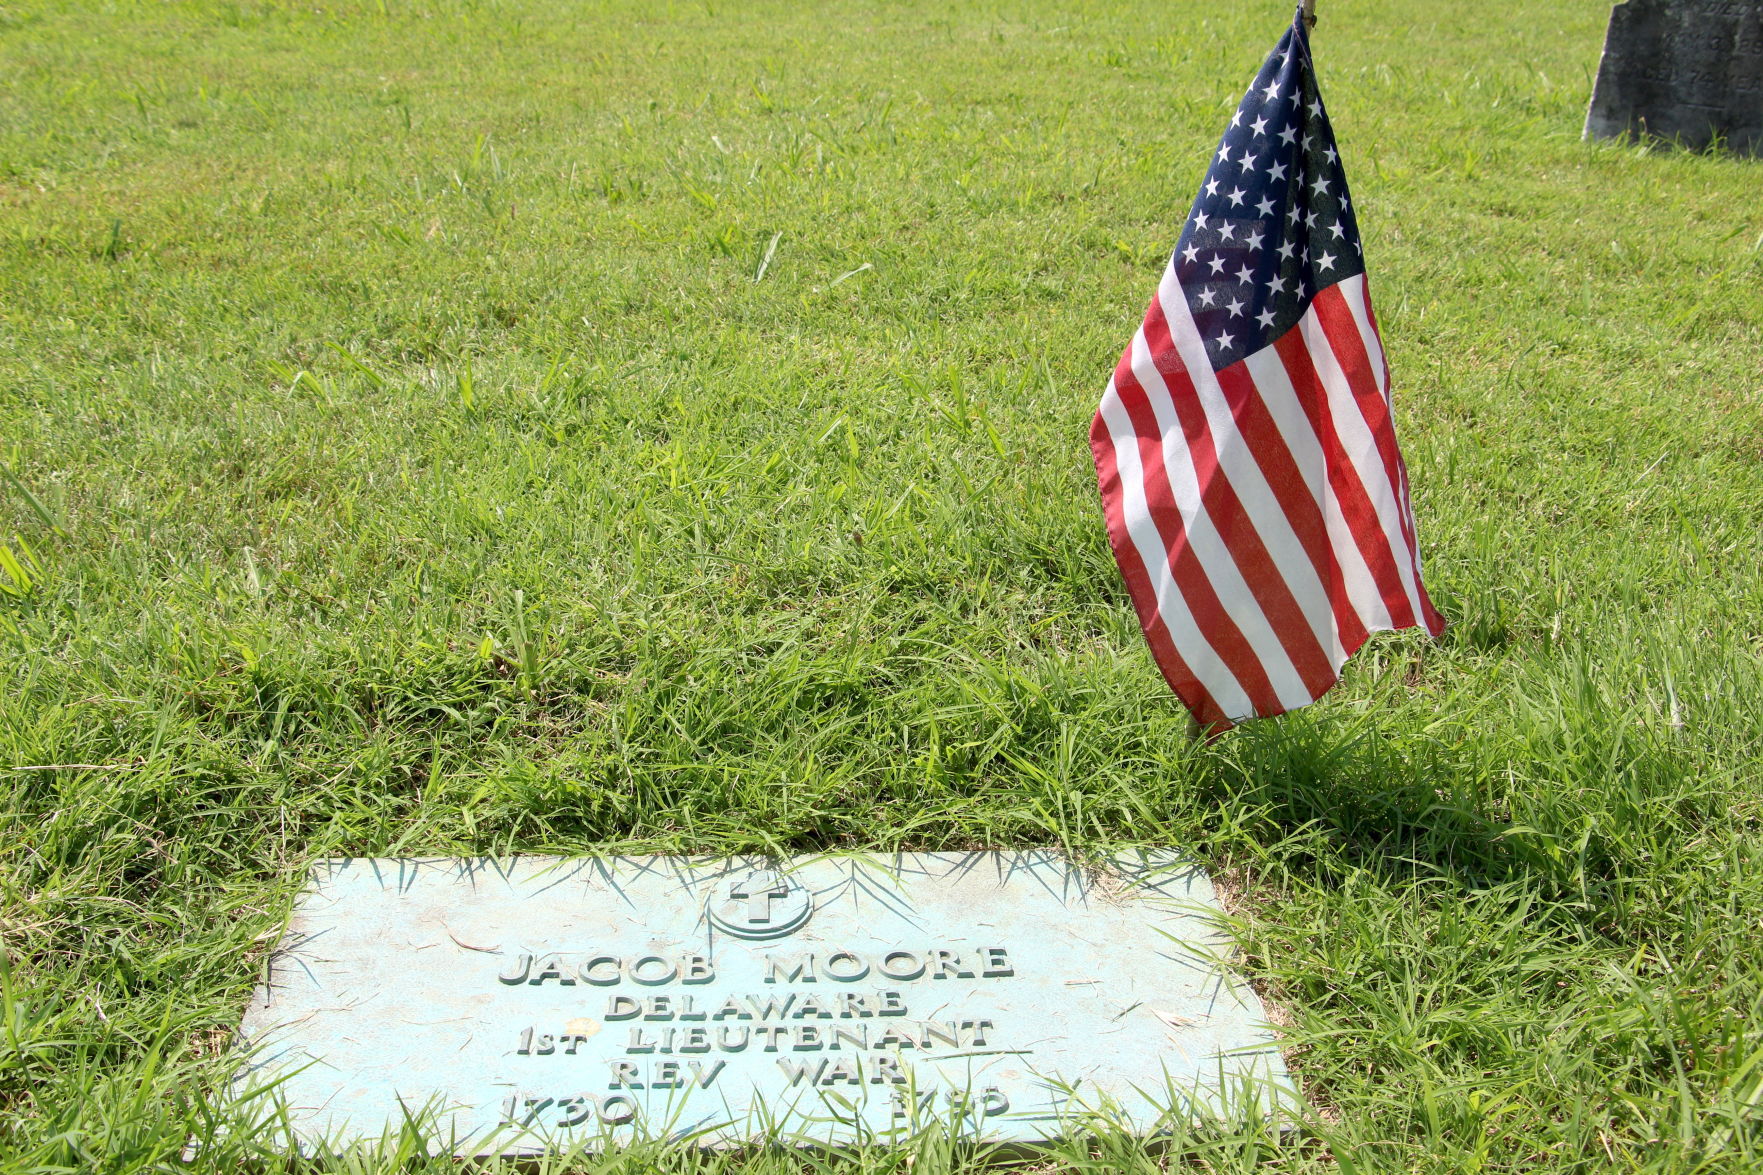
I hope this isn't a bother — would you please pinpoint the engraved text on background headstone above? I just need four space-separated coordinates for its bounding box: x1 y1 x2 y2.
1585 0 1763 155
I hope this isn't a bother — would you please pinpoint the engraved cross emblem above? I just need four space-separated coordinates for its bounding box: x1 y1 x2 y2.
707 865 812 939
728 870 790 925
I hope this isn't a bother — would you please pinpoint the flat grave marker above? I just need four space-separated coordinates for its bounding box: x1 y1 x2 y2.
235 851 1289 1153
1585 0 1763 155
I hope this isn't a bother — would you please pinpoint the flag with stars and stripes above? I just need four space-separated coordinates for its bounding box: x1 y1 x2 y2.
1090 7 1445 732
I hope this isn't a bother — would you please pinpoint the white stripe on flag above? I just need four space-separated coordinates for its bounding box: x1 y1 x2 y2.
1338 276 1428 569
1124 327 1314 712
1239 340 1394 639
1299 305 1428 624
1153 267 1347 667
1096 382 1257 718
1337 274 1389 404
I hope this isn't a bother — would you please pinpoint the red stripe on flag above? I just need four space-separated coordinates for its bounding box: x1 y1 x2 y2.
1361 285 1447 636
1312 287 1422 572
1360 279 1394 397
1088 407 1234 729
1107 354 1285 719
1317 281 1447 635
1139 300 1340 700
1270 329 1420 630
1211 357 1370 659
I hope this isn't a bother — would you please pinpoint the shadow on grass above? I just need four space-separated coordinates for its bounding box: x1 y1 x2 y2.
1210 697 1710 914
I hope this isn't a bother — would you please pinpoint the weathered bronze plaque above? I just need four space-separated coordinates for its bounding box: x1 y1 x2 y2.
235 852 1288 1152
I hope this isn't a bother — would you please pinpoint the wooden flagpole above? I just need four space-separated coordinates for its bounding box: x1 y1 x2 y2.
1302 0 1317 29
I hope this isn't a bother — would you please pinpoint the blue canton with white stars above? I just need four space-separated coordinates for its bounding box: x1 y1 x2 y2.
1172 9 1363 371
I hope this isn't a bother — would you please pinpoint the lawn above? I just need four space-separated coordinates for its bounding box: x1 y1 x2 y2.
2 0 1762 1170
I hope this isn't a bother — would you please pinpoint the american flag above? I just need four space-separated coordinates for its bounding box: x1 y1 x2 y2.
1090 7 1445 732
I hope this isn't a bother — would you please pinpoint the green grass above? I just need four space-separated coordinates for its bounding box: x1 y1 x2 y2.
3 0 1762 1170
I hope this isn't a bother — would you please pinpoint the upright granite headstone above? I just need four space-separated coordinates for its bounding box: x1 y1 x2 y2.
233 851 1290 1154
1584 0 1763 155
